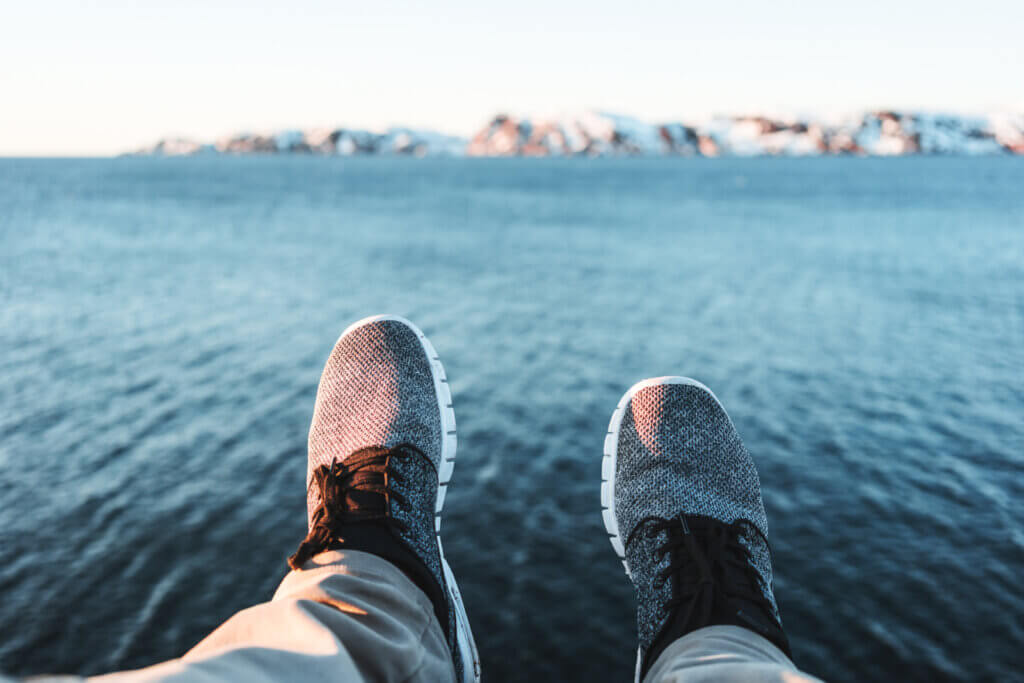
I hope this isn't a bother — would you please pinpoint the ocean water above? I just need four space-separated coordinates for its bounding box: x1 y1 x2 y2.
1 156 1022 682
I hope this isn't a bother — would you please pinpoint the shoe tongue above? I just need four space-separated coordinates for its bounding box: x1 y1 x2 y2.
336 456 390 517
344 487 386 513
681 518 792 658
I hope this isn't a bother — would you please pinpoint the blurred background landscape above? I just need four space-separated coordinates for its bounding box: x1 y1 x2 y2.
134 110 1024 158
2 2 1023 683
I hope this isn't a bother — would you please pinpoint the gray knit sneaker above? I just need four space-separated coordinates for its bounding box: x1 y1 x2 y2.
602 377 791 682
289 314 480 683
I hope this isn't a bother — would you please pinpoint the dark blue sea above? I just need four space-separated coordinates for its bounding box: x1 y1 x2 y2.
1 157 1022 682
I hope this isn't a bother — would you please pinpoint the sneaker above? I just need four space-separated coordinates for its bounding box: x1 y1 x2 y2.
602 377 791 682
289 314 480 682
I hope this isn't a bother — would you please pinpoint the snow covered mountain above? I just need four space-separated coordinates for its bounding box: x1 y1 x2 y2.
136 127 466 157
134 111 1024 157
467 111 1024 157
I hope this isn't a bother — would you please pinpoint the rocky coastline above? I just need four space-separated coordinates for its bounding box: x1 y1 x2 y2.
134 110 1024 157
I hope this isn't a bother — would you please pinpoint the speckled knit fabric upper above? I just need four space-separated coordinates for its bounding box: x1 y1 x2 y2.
306 319 458 675
614 382 779 664
308 320 441 519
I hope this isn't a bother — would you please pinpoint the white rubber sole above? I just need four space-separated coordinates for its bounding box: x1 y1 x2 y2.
601 375 726 683
339 314 481 683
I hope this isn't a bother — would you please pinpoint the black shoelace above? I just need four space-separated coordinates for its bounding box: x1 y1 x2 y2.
287 444 419 570
647 514 773 628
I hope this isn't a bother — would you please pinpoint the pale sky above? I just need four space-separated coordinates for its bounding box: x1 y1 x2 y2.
2 0 1022 156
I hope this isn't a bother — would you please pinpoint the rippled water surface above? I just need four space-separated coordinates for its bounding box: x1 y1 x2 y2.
1 157 1022 682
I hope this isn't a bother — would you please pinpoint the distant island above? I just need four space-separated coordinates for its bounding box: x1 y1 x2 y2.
133 110 1024 158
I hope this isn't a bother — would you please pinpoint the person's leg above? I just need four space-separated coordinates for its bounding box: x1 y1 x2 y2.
71 315 479 683
643 626 820 683
602 377 821 683
91 550 451 683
